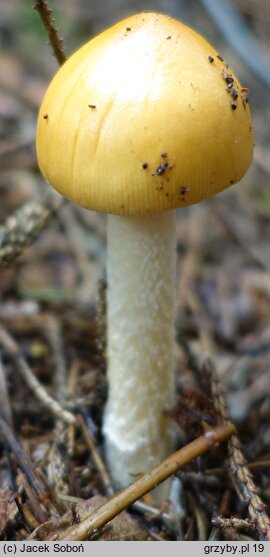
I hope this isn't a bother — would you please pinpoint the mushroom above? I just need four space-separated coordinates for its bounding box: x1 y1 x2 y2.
36 13 253 493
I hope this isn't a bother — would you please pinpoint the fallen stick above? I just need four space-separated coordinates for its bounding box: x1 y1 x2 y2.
55 422 235 541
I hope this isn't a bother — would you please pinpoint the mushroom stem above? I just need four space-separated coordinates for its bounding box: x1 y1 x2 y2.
103 210 176 491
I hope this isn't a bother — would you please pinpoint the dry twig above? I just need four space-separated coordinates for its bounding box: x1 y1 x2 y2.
44 315 67 401
34 0 66 65
0 193 64 269
209 490 231 541
214 200 270 274
0 324 75 426
0 416 44 498
53 423 235 540
187 490 208 541
0 356 13 428
59 205 99 302
203 358 270 541
212 516 255 533
77 415 114 497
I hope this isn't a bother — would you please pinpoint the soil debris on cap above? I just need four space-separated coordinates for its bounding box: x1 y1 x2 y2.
231 89 238 101
241 88 249 108
180 186 190 195
156 163 168 176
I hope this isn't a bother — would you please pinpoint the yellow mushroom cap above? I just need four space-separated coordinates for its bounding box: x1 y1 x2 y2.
36 12 253 216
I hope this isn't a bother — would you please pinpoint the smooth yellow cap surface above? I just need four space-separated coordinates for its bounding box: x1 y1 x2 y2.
36 12 253 215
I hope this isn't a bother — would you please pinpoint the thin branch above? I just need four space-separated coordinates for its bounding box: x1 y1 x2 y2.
34 0 66 65
212 516 255 532
77 415 114 497
0 355 13 428
54 423 235 540
0 192 64 269
214 200 270 274
18 471 48 527
0 416 44 497
0 324 75 426
59 205 98 302
203 358 270 541
44 315 68 401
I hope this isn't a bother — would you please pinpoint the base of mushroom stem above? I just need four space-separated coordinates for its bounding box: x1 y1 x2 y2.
104 430 175 504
